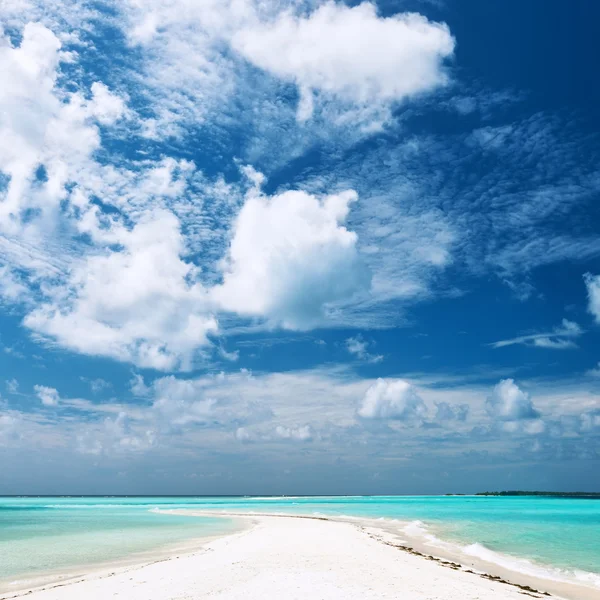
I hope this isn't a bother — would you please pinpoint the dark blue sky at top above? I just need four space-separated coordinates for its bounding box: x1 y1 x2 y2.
0 0 599 494
0 0 598 396
0 0 597 390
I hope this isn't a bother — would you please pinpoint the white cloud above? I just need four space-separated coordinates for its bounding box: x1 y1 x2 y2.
217 345 239 362
2 365 598 467
119 367 354 447
83 378 111 394
77 412 155 455
0 23 125 233
118 0 254 136
584 273 600 323
485 379 540 421
34 384 60 406
151 376 217 428
88 82 127 125
357 378 427 421
213 187 370 329
235 423 313 443
490 319 583 350
24 210 218 371
140 372 274 436
0 266 28 302
235 426 253 442
274 424 312 441
345 335 383 363
233 2 454 121
116 0 455 135
129 373 151 397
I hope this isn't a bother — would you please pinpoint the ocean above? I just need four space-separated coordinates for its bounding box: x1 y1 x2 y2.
1 495 599 592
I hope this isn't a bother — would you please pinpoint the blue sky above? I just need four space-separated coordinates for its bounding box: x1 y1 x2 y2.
0 0 599 495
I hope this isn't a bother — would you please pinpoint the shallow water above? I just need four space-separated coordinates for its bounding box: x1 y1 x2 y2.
2 495 599 590
0 498 238 589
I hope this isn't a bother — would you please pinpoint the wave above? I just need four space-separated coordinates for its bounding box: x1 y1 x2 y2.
463 542 600 589
398 519 600 591
150 508 600 591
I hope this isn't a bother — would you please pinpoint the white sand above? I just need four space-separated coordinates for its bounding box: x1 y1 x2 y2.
0 514 587 600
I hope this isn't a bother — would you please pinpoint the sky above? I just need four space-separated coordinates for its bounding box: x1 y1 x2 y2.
0 0 599 495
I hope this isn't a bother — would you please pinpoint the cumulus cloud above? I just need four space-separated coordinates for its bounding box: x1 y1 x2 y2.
485 379 540 421
77 412 155 455
69 374 245 455
213 187 370 329
151 376 217 428
1 25 377 369
116 0 455 133
274 424 312 441
358 378 427 421
490 319 583 350
137 371 272 437
24 210 218 371
584 273 600 323
34 384 60 406
0 266 28 302
77 371 271 453
235 426 253 442
233 2 454 121
0 23 125 232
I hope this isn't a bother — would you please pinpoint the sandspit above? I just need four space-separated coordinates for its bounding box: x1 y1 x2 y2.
1 513 593 600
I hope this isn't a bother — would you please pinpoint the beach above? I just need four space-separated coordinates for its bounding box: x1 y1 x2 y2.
1 512 596 600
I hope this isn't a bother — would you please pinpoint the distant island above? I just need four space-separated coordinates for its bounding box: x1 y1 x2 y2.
475 491 600 498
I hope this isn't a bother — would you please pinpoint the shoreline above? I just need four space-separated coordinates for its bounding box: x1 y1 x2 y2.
0 516 254 597
1 511 598 600
156 509 600 600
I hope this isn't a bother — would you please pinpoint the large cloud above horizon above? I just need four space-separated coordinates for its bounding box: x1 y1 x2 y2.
0 23 125 233
212 188 370 330
358 378 427 422
25 210 218 371
233 2 455 121
485 379 540 421
0 6 457 371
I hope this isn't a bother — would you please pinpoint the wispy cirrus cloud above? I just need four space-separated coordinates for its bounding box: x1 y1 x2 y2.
345 335 383 363
2 0 598 368
489 319 583 350
0 2 461 368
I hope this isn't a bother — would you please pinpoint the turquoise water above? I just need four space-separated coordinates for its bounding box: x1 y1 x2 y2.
0 498 238 589
1 496 599 590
